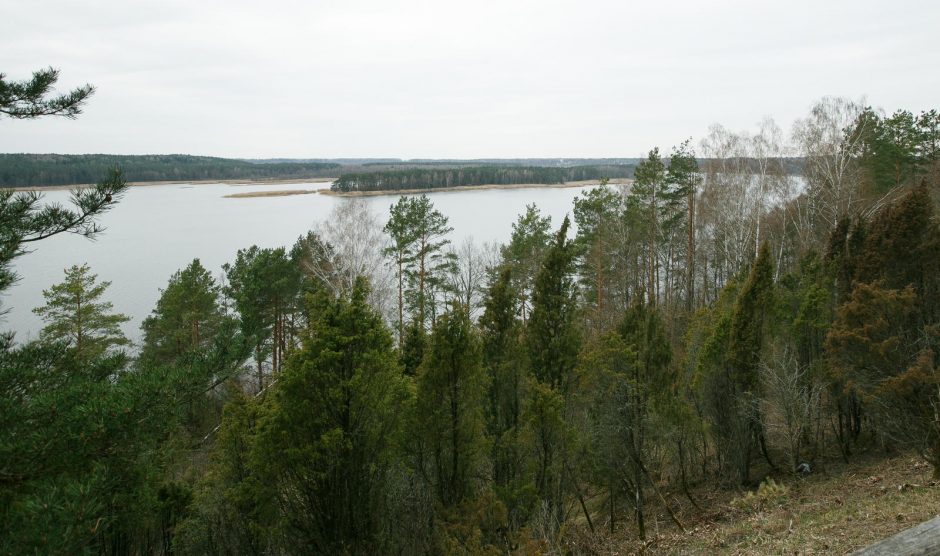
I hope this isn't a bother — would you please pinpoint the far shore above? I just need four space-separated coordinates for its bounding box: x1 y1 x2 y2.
8 177 632 197
320 178 632 197
6 177 336 192
224 189 320 199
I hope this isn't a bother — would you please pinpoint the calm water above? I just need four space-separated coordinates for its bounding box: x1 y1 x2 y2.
3 182 596 343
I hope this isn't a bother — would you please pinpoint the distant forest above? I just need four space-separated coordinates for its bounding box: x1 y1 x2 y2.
2 154 810 190
331 164 635 192
0 154 342 187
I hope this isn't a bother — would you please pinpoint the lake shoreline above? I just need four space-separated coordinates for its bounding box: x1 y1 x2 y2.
6 177 337 192
320 178 632 197
8 177 632 197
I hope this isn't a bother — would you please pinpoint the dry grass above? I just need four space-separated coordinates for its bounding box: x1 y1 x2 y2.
565 453 940 555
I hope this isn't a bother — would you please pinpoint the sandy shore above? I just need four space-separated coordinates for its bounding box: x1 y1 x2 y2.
224 189 321 199
9 177 631 196
6 177 336 192
320 178 631 197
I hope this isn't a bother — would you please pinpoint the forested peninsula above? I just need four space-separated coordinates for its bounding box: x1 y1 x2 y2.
0 154 341 187
330 164 635 192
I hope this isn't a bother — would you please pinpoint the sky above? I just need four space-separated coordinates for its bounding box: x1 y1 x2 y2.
2 0 938 159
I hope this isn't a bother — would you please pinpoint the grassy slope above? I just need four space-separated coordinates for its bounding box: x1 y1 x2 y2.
564 453 940 555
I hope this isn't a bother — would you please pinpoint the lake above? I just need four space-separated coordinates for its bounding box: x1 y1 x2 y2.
3 181 599 343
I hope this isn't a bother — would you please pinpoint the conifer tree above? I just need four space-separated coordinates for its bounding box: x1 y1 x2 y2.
33 263 130 359
523 216 581 529
585 300 673 538
573 185 626 330
416 302 488 508
501 204 553 322
400 318 427 376
479 267 531 526
254 278 409 553
630 148 683 304
140 258 226 365
667 139 702 311
223 246 303 389
384 195 455 334
526 216 580 391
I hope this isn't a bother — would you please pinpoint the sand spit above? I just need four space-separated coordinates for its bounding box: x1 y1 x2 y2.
223 189 320 199
321 178 632 197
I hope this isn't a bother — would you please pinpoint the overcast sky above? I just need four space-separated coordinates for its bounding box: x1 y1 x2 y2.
2 0 938 159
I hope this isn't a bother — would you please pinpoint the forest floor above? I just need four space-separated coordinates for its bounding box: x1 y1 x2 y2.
566 452 940 555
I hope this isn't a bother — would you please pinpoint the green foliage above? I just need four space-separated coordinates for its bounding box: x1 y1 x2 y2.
332 165 633 192
0 66 93 119
0 168 126 311
728 243 774 393
223 245 303 388
526 216 581 391
855 108 940 193
140 258 228 365
0 337 222 553
33 263 130 360
583 300 674 537
175 389 273 554
774 251 833 368
384 195 455 331
573 185 627 325
0 153 340 187
695 247 774 484
416 303 489 508
500 203 553 320
629 148 687 304
252 279 410 553
479 267 532 527
400 318 428 376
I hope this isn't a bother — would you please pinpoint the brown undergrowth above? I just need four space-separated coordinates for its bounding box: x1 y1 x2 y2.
558 453 940 555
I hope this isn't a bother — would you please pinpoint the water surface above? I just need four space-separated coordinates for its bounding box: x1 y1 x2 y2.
4 181 595 343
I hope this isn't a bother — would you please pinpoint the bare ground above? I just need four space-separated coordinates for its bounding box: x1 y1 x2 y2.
563 453 940 555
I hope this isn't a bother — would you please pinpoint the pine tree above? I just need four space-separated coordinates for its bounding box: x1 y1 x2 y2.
140 258 226 365
573 185 625 330
667 139 701 311
384 195 455 334
500 204 552 322
223 246 303 389
33 263 130 359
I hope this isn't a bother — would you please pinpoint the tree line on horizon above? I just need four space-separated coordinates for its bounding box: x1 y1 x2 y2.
3 67 940 553
0 153 342 187
330 165 636 193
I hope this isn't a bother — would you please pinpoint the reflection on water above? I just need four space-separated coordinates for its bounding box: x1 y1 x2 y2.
3 181 596 343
